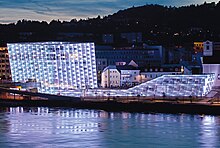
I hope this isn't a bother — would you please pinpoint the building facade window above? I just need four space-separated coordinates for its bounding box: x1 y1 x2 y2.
8 42 98 95
207 46 210 50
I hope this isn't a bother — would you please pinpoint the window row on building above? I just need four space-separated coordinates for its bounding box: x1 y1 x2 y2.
7 42 98 94
101 64 183 88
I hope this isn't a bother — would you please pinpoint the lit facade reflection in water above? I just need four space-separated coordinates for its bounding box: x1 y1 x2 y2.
199 116 219 148
8 107 102 135
0 107 220 147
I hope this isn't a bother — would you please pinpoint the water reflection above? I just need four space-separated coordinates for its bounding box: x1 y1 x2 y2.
0 107 219 147
8 107 102 134
199 116 220 147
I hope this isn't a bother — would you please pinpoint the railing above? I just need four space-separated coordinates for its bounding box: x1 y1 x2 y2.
0 87 80 101
1 86 220 105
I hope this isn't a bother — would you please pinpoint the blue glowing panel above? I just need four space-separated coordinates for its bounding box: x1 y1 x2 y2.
7 42 98 95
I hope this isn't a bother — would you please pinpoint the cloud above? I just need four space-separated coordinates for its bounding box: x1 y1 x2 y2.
0 0 219 24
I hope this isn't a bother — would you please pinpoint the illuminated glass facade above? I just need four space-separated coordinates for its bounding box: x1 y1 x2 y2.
86 74 215 97
126 74 215 97
7 42 98 95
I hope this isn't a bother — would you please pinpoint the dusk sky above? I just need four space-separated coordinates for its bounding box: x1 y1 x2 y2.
0 0 218 24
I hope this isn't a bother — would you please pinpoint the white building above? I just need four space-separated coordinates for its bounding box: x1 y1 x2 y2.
101 65 140 88
101 65 120 88
7 42 98 95
203 40 213 56
117 65 140 87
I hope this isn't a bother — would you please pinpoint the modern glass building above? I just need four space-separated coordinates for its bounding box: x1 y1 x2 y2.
126 74 215 97
7 42 98 95
86 74 215 97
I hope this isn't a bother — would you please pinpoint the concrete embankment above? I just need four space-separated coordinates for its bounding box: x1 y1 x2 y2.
1 99 220 115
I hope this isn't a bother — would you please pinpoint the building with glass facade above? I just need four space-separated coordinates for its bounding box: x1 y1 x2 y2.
87 74 215 97
126 74 214 97
7 42 98 95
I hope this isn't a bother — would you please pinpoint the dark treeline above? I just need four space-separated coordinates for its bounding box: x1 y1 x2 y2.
1 2 220 46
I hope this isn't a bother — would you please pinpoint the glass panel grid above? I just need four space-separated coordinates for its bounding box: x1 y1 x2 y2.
7 42 98 95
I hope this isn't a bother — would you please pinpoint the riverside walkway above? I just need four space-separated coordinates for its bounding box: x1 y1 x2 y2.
1 86 220 106
1 87 220 115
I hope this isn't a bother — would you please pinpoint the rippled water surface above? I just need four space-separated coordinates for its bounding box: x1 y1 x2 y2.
0 107 220 148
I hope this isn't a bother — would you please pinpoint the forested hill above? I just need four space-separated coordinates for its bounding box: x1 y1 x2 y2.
110 2 220 30
1 2 220 45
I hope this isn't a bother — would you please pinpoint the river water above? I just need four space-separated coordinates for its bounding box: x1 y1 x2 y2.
0 107 220 148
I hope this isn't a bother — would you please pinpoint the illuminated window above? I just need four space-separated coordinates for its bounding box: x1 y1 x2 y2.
7 42 98 95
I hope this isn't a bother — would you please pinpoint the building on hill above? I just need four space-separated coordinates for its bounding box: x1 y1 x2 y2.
102 34 114 44
191 40 216 74
96 44 164 67
213 42 220 51
96 45 164 83
166 47 192 64
193 42 204 54
96 44 165 84
120 32 142 43
193 40 213 56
